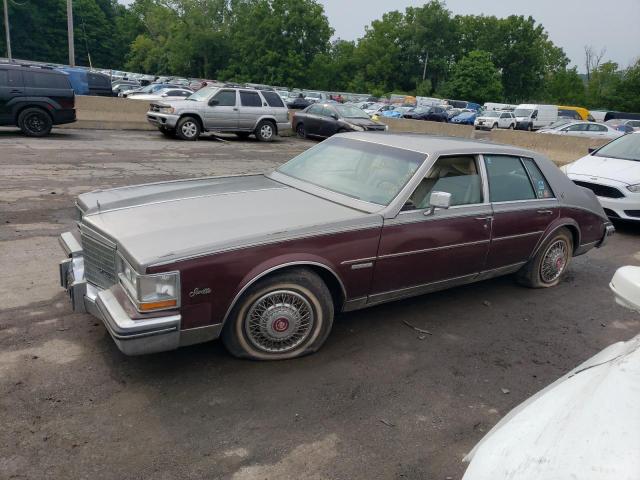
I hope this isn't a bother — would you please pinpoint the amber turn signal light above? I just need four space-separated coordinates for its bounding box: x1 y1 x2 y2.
139 299 177 311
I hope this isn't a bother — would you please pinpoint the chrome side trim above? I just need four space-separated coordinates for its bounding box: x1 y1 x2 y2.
179 324 223 347
221 261 347 326
351 262 374 270
342 296 368 312
491 230 544 242
529 223 581 260
378 239 490 260
368 273 478 305
341 257 377 266
475 261 526 281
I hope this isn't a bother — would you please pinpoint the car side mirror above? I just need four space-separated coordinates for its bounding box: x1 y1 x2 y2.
208 99 219 106
588 147 596 154
425 191 452 216
161 93 168 97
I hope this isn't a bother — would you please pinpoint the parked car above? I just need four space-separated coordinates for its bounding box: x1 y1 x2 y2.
606 118 640 132
562 132 640 221
446 108 462 121
0 63 76 136
304 91 326 103
365 104 395 117
380 106 412 118
537 121 624 139
450 111 477 125
122 83 182 98
286 96 313 110
57 67 113 97
557 105 591 121
403 106 448 122
514 104 558 131
474 111 516 130
128 87 193 102
462 266 639 480
58 133 613 359
603 111 640 123
112 80 140 95
146 86 291 141
293 103 386 138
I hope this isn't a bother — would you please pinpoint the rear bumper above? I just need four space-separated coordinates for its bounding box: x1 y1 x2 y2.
597 223 616 248
276 121 292 135
58 231 183 355
52 109 76 125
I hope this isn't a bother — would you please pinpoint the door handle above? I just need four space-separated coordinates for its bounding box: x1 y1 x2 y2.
233 107 238 111
537 209 553 215
475 216 492 221
10 89 22 94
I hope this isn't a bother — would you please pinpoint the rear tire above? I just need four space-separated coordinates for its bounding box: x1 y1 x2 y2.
492 123 498 130
176 116 201 141
18 108 53 137
517 228 573 288
222 269 334 360
509 124 515 129
255 120 275 142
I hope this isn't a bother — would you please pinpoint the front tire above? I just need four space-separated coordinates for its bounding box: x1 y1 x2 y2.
255 120 275 142
517 228 573 288
296 123 306 139
18 108 53 137
222 269 334 360
176 116 201 141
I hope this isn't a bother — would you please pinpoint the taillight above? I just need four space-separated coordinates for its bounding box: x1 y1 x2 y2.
59 98 75 109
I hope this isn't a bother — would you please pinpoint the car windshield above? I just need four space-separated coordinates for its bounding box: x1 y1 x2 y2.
187 86 217 101
514 109 533 117
594 133 640 162
277 137 426 205
335 105 370 119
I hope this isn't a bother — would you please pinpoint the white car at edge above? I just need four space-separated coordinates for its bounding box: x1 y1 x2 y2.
474 110 516 130
561 132 640 221
538 120 624 139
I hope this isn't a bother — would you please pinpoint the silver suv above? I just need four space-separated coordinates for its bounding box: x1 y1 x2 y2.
146 86 291 141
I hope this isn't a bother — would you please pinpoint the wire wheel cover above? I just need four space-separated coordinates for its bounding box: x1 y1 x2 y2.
541 239 568 283
245 290 315 353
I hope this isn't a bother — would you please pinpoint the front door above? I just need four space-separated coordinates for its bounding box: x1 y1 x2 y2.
370 155 492 303
204 89 238 130
483 154 560 270
318 105 339 137
0 68 24 123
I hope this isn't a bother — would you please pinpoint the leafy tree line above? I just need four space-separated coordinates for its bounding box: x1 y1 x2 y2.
1 0 638 111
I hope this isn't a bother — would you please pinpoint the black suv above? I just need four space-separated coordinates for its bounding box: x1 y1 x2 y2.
0 64 76 136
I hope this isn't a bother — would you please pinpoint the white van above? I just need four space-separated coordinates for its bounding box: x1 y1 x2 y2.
514 104 558 131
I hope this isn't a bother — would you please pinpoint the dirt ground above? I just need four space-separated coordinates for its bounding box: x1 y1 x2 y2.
1 128 639 480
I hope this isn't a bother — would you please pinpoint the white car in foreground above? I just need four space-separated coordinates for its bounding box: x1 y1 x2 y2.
538 121 624 139
474 110 515 130
463 265 640 480
562 133 640 221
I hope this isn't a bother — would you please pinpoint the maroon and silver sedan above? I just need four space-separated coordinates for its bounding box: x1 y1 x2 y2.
58 133 614 359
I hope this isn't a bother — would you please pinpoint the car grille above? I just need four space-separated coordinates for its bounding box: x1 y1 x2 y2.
82 231 117 289
624 210 640 218
572 181 625 199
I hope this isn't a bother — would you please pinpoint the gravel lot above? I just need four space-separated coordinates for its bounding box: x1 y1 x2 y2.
1 128 639 480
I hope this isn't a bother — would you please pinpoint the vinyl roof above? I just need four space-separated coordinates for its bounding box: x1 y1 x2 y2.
341 132 540 158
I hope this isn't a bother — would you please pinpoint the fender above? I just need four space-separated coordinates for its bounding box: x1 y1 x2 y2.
529 217 580 261
221 254 347 326
11 97 61 121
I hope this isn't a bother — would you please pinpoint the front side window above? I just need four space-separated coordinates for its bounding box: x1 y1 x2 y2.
406 156 483 210
240 91 262 107
522 158 554 199
564 124 588 132
277 137 426 206
485 155 536 202
306 105 323 115
213 90 236 106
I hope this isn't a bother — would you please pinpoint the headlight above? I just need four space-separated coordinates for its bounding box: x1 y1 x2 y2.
158 106 175 114
627 184 640 193
117 255 180 312
348 123 365 132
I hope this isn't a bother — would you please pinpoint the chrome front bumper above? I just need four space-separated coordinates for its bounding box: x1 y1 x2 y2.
597 223 616 248
59 231 182 355
146 112 179 129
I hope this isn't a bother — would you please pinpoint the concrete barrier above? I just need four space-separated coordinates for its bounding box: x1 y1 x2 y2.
59 95 156 131
380 118 609 165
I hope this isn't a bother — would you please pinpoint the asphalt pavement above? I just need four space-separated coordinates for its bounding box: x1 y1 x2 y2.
1 128 639 480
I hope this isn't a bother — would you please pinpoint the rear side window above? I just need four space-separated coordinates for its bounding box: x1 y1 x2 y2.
240 91 262 107
24 71 70 89
522 158 554 199
485 155 536 202
588 124 607 132
88 73 110 88
261 91 285 108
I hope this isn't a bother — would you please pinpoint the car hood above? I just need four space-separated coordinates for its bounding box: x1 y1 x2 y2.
475 116 498 122
566 154 640 184
79 175 375 270
462 333 640 480
151 98 203 108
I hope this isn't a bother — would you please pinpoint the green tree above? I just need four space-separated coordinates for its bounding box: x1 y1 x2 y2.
544 67 585 105
221 0 332 86
437 50 502 103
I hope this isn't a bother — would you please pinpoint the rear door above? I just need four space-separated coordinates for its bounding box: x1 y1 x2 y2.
23 70 73 107
237 90 265 130
203 89 238 130
483 155 559 271
0 68 24 123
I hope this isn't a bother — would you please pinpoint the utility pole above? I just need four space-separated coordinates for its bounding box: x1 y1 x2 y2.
67 0 75 66
2 0 11 61
422 51 429 81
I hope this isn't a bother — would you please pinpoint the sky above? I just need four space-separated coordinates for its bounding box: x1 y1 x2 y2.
319 0 640 71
